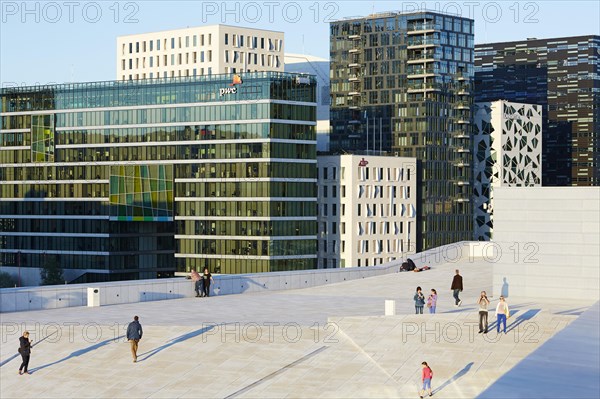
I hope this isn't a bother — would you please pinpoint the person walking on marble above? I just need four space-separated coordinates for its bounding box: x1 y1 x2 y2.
419 361 433 398
495 296 510 334
451 269 463 306
477 291 490 333
190 269 202 298
126 315 143 362
427 289 438 314
18 331 32 375
414 286 426 314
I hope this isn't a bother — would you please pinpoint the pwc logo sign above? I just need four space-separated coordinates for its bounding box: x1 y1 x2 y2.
358 158 369 167
219 74 242 96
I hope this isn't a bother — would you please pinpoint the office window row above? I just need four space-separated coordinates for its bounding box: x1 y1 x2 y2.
122 34 212 55
224 34 281 51
121 51 213 71
224 51 281 68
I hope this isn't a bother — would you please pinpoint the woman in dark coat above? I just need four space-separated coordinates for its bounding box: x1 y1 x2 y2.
201 267 214 297
18 331 32 375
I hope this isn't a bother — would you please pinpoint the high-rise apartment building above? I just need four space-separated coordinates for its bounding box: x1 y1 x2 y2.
329 11 474 250
473 100 542 240
317 154 417 268
0 72 317 285
475 35 599 186
117 25 284 80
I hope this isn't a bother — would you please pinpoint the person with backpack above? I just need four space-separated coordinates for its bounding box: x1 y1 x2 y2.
419 361 433 398
414 286 426 314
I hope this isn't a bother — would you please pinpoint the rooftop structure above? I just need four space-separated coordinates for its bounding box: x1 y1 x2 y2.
116 24 284 80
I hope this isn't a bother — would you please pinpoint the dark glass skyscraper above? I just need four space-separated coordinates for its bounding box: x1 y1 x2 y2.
330 11 474 251
475 35 600 186
0 72 317 284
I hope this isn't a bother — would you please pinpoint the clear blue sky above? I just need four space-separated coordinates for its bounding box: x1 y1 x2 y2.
1 0 599 85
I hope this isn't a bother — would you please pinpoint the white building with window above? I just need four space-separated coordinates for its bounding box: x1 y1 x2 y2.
317 155 418 268
117 25 284 80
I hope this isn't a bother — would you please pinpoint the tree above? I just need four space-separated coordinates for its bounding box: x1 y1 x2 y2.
0 271 16 288
40 255 64 286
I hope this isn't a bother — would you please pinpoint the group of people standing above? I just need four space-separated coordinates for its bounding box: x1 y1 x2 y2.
412 269 511 334
190 267 214 298
413 287 437 314
413 269 463 315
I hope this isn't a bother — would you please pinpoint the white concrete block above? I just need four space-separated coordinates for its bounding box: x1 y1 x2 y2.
27 291 41 311
0 292 16 312
385 300 396 316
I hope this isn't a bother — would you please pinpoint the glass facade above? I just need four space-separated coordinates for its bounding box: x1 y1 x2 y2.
475 35 599 186
109 165 174 221
0 72 318 282
329 12 474 251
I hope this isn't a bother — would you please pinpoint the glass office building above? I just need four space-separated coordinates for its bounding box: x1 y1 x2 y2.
0 72 317 283
330 11 474 251
475 35 600 186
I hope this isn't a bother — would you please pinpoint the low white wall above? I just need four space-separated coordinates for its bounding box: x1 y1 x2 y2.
492 187 600 301
0 241 484 313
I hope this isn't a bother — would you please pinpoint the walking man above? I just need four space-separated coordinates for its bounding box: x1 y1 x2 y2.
451 269 463 306
127 315 143 363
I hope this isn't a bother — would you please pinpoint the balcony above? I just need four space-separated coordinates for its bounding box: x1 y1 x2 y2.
407 38 440 49
454 133 470 139
407 67 438 79
407 54 436 64
348 63 361 68
457 148 470 153
407 22 439 35
455 162 470 167
457 119 470 125
454 197 470 203
349 34 361 40
348 91 361 96
407 83 441 93
457 181 470 186
455 102 470 110
349 48 360 54
348 76 360 82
